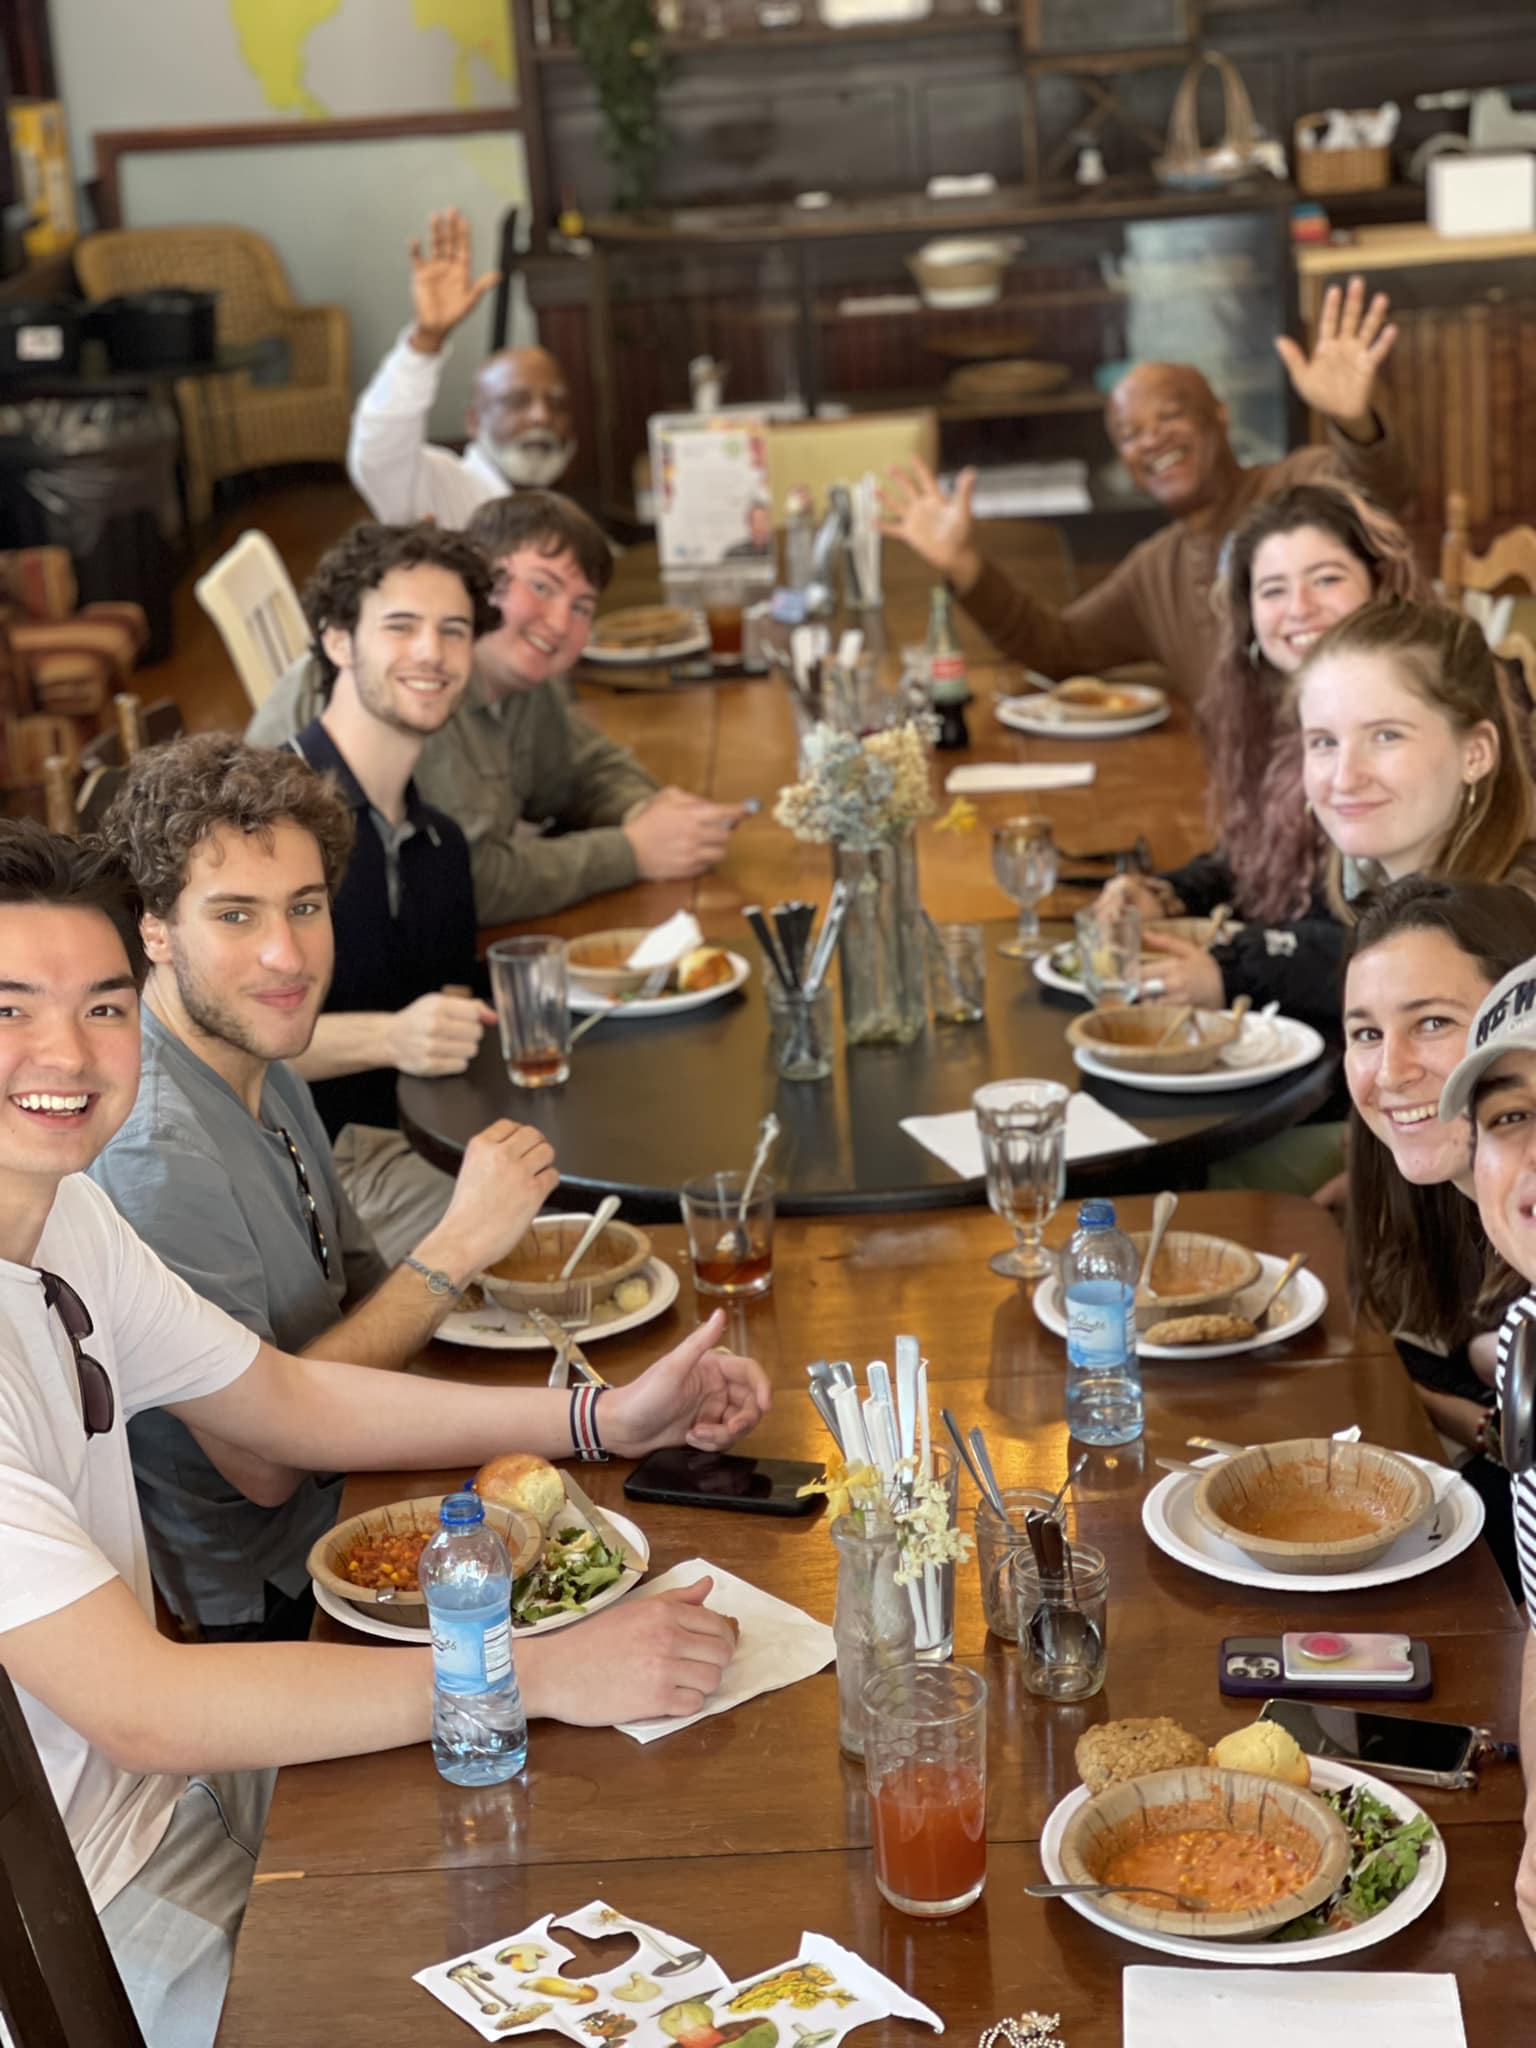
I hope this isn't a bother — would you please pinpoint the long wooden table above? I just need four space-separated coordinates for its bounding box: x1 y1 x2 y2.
218 1194 1533 2048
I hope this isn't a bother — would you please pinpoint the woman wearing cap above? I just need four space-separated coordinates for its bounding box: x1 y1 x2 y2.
1100 482 1421 1019
1340 876 1536 1593
1438 958 1536 1956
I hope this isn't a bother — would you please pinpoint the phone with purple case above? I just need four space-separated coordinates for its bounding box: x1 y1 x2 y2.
1219 1634 1434 1700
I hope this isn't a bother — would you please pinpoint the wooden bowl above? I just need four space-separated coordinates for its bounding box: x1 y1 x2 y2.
1058 1765 1350 1940
308 1494 543 1629
480 1214 652 1312
1128 1229 1262 1332
1067 1003 1242 1076
566 927 653 996
1192 1438 1435 1575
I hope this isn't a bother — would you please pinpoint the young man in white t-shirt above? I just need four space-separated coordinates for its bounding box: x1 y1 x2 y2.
0 825 770 2048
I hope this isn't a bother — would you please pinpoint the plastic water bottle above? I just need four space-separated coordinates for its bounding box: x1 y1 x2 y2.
419 1491 528 1785
1063 1200 1144 1446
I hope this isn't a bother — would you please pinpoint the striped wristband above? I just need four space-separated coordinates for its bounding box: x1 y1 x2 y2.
570 1384 609 1462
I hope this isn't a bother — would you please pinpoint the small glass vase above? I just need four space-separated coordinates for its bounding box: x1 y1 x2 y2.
831 1513 916 1759
832 830 926 1046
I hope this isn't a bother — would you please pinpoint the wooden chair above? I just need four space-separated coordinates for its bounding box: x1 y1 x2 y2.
194 530 311 711
0 1664 148 2048
1442 490 1536 704
79 694 184 774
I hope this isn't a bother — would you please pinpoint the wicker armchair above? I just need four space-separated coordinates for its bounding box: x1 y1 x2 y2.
74 226 351 523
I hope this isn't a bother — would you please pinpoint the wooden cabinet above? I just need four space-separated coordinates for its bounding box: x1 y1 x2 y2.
1297 224 1536 537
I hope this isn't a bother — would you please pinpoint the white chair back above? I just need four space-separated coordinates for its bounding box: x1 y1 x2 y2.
194 530 311 710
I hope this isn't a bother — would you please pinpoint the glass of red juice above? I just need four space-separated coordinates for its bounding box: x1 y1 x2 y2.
862 1663 987 1917
679 1171 775 1297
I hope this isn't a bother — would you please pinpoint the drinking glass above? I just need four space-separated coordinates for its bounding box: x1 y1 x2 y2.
680 1171 775 1296
487 937 570 1089
925 921 986 1024
862 1663 988 1917
1074 903 1142 1008
1012 1540 1109 1700
972 1079 1069 1281
991 817 1059 959
975 1488 1075 1642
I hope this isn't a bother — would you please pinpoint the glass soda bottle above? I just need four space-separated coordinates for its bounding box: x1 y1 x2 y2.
1062 1199 1144 1446
419 1490 528 1785
925 585 971 749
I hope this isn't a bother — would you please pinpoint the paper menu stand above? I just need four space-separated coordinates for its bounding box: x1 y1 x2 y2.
649 415 777 574
415 1900 945 2046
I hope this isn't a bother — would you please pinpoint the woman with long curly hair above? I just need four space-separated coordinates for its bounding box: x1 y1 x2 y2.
1101 479 1421 952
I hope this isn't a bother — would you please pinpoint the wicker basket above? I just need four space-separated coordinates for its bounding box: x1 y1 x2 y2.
1294 112 1392 196
1066 1001 1242 1076
1154 51 1267 191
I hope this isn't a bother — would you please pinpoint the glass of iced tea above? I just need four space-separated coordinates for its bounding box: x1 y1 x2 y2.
679 1171 775 1296
487 936 570 1089
862 1663 987 1917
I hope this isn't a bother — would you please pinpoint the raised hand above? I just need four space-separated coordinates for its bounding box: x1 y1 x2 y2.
427 1118 558 1277
409 208 501 355
878 459 982 592
1274 276 1398 437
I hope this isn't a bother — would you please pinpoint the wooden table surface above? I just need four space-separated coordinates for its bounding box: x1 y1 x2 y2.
220 1194 1532 2048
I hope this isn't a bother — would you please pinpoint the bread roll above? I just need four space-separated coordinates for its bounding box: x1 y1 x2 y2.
475 1452 567 1531
676 945 734 993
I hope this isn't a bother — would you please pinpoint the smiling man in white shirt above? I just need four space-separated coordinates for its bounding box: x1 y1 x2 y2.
0 823 770 2047
348 208 577 526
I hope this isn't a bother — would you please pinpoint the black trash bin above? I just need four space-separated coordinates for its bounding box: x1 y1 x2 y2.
0 391 183 662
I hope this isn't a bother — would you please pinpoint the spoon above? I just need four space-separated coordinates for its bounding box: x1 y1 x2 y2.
1024 1510 1100 1670
719 1112 780 1259
967 1426 1010 1519
1045 1451 1088 1520
558 1194 621 1280
1135 1190 1178 1303
1247 1250 1308 1326
1025 1881 1207 1910
1153 1005 1194 1050
941 1408 994 1506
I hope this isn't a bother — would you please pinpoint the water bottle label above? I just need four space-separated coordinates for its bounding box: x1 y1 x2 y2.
431 1613 514 1693
1067 1297 1127 1363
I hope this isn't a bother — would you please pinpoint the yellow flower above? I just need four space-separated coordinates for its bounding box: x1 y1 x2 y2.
797 1444 880 1525
935 796 979 835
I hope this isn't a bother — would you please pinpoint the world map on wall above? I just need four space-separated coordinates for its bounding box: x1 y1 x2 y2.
228 0 514 115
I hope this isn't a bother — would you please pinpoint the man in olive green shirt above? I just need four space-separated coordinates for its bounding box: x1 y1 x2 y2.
248 493 747 922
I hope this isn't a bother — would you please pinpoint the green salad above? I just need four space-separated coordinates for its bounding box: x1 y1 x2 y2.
512 1525 627 1625
1271 1783 1437 1941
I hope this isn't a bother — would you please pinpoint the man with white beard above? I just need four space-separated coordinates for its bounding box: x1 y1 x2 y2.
348 208 578 527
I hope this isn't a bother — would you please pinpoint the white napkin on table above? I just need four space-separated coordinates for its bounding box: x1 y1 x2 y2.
626 910 703 969
945 762 1097 793
615 1559 834 1743
1123 1968 1465 2048
901 1092 1151 1178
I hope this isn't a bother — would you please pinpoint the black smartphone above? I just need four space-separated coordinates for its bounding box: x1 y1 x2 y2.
623 1445 824 1516
622 1449 823 1515
1258 1697 1492 1790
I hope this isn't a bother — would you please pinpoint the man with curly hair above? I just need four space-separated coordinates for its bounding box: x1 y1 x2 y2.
248 495 748 918
89 731 559 1643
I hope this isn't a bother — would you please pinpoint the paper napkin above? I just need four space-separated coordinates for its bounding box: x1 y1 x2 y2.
901 1092 1151 1179
626 910 704 969
944 763 1097 794
615 1560 834 1743
1123 1968 1465 2048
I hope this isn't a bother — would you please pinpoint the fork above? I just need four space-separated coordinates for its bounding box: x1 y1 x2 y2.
569 962 672 1047
525 1282 606 1389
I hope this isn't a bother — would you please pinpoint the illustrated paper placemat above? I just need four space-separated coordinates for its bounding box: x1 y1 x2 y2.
417 1901 943 2046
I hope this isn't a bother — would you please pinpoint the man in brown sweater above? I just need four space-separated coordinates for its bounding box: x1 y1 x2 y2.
881 277 1409 699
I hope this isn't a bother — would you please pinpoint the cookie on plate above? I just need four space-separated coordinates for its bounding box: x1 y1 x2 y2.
1143 1312 1256 1347
1076 1717 1209 1795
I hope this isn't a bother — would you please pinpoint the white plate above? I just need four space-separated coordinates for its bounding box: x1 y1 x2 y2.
996 693 1169 741
1141 1452 1484 1593
1035 946 1089 999
1071 1014 1326 1093
437 1256 680 1352
1038 1757 1445 1964
583 627 708 665
568 952 751 1017
1033 1253 1328 1361
313 1508 651 1643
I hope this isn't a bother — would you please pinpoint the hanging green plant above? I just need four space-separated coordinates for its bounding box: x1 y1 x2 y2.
555 0 671 212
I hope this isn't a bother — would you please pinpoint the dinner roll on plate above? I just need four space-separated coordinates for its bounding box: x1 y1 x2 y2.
475 1452 566 1531
1209 1719 1311 1788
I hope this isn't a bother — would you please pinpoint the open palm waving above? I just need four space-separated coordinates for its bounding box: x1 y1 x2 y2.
1275 274 1398 437
409 208 500 354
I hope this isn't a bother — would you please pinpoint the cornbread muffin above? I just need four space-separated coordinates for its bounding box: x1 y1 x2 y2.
1210 1719 1311 1788
1075 1716 1209 1794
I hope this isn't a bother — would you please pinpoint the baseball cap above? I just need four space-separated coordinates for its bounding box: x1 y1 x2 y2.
1439 954 1536 1121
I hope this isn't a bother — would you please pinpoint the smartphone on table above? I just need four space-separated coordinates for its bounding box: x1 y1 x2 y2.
1220 1631 1434 1700
624 1445 824 1516
1257 1697 1512 1792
